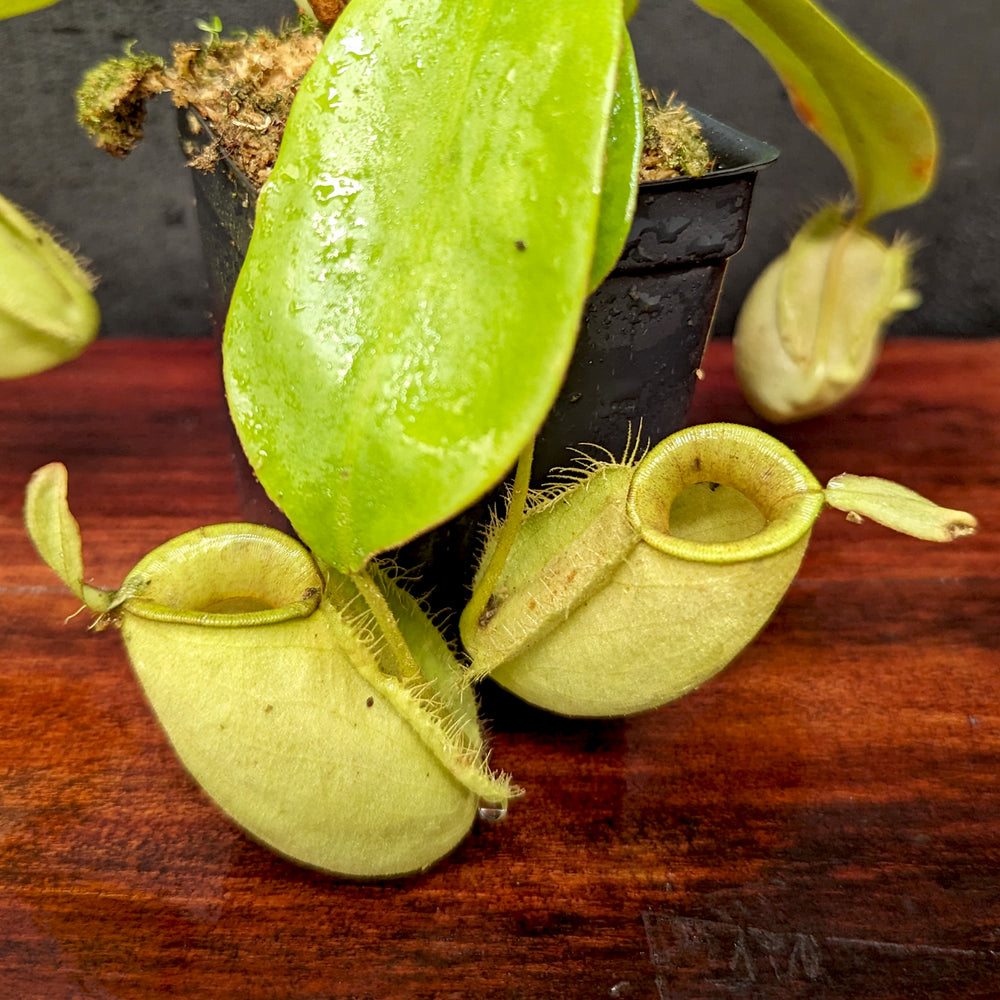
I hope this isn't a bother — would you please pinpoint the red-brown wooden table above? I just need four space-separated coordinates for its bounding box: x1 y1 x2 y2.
1 338 997 999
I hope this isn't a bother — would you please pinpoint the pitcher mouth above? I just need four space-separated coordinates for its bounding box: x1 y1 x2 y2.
120 523 322 627
626 423 825 564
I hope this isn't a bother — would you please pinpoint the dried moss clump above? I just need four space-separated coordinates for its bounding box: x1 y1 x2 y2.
640 92 713 181
76 26 324 185
76 51 169 158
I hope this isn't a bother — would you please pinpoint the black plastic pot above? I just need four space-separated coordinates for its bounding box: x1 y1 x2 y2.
533 111 777 479
179 106 777 598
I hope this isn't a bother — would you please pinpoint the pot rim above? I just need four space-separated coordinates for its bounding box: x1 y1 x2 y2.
641 108 779 190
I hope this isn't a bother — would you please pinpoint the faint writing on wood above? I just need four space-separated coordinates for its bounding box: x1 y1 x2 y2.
642 912 1000 998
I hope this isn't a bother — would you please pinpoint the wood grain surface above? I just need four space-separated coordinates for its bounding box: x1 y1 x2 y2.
1 338 997 1000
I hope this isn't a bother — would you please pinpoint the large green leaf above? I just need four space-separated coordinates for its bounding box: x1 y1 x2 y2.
690 0 937 221
224 0 624 572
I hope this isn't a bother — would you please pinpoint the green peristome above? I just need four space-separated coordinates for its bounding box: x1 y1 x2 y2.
733 205 918 422
0 0 61 19
0 194 99 379
224 0 625 573
462 423 976 718
24 466 512 877
690 0 937 222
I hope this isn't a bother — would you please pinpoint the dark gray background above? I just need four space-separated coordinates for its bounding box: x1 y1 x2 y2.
1 0 996 338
